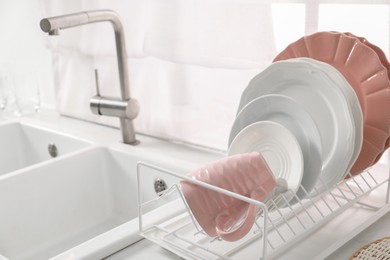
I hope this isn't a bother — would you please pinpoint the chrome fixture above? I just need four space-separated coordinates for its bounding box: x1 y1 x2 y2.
40 10 139 145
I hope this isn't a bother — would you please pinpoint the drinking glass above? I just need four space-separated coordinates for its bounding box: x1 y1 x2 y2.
14 70 41 116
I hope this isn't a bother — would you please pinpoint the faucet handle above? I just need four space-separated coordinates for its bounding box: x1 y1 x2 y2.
94 69 101 96
90 68 140 120
90 95 139 119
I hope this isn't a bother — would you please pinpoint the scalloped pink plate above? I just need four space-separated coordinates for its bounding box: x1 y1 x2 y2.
344 32 390 163
274 31 390 175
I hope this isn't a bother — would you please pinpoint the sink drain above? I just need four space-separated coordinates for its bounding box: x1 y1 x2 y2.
48 143 58 158
154 178 168 196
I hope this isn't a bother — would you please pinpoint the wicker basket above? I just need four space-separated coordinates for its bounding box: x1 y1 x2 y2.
350 237 390 260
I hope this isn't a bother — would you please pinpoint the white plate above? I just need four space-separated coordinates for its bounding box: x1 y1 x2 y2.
228 121 304 204
298 58 363 179
229 94 322 199
238 59 355 193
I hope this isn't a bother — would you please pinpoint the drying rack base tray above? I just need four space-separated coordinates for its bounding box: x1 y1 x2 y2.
140 163 390 260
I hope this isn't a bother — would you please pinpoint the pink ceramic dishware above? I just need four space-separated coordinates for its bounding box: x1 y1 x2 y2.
344 32 390 164
274 31 390 175
180 152 276 242
343 32 390 81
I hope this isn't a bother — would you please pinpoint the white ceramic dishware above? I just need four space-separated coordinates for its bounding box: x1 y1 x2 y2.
228 121 304 205
297 58 363 179
229 94 322 199
237 59 355 193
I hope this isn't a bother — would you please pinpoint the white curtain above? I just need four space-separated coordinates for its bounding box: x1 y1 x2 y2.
39 0 390 151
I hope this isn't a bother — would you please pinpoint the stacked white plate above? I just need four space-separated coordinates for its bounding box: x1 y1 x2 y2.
228 58 363 203
229 94 321 200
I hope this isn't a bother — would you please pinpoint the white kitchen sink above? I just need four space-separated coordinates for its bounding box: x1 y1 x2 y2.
0 145 185 260
0 121 91 176
0 114 223 260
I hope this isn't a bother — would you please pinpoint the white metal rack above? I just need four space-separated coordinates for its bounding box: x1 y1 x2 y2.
136 159 390 260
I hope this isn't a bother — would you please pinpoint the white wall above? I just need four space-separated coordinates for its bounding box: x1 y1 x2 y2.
0 0 55 109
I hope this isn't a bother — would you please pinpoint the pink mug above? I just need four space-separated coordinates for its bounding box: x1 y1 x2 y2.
180 152 276 241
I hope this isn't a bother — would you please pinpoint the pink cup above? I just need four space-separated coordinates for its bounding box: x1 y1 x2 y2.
180 152 276 242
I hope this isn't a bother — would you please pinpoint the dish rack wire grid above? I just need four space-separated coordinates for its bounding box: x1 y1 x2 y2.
136 160 390 260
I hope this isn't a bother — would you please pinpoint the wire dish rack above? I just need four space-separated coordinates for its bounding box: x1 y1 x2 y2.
136 160 390 260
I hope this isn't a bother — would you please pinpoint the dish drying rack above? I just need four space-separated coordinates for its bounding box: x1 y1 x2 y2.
136 160 390 260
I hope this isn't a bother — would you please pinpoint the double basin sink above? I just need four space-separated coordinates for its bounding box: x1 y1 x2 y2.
0 117 220 259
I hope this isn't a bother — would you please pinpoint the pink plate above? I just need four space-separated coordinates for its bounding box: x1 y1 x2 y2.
344 32 390 163
343 32 390 80
274 31 390 175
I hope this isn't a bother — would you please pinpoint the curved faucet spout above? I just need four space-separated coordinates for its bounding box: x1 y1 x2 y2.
40 10 139 145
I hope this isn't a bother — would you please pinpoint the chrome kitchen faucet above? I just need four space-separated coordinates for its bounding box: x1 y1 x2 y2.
40 10 140 145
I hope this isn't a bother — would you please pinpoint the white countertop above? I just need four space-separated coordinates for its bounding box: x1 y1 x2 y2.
326 211 390 259
105 209 390 259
